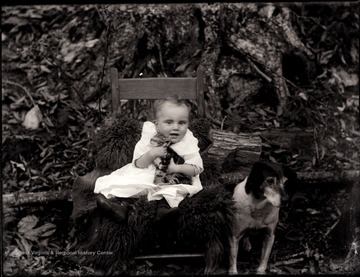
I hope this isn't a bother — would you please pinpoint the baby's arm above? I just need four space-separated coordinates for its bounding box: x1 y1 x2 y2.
167 159 201 177
135 146 167 168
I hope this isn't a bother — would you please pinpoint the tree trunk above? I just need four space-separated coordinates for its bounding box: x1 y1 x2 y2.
99 3 314 115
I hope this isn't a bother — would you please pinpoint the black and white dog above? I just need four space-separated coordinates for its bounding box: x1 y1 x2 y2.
229 161 297 274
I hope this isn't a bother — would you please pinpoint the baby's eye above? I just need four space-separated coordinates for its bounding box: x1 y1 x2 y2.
166 120 172 124
179 121 187 125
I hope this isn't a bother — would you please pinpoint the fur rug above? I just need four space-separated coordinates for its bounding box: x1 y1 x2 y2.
70 117 234 274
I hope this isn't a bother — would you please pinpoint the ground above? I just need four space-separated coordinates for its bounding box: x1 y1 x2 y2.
2 4 359 276
3 182 359 276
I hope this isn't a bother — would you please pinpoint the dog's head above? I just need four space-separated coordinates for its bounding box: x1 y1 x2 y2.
245 162 297 207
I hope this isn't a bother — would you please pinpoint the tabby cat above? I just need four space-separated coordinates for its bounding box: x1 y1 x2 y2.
150 133 192 185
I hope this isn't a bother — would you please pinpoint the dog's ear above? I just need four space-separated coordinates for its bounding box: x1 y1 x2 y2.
245 162 275 199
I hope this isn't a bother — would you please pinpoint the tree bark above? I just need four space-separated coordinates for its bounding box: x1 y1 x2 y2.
207 129 262 165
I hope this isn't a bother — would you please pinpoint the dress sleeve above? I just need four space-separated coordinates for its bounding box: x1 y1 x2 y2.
132 121 157 162
184 151 203 176
132 139 150 162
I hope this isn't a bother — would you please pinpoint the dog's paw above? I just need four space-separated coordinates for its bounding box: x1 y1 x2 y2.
242 237 252 252
228 270 238 275
256 268 267 275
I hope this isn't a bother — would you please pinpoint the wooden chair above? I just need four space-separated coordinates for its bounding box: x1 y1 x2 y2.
110 66 205 119
109 65 207 261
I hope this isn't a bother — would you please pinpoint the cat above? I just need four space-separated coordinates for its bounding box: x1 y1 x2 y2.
150 133 192 186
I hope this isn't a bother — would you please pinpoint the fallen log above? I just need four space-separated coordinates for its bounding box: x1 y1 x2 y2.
3 190 72 208
296 170 360 184
259 128 314 151
274 257 305 267
3 190 73 222
207 129 262 167
219 170 360 185
134 253 204 260
3 206 51 225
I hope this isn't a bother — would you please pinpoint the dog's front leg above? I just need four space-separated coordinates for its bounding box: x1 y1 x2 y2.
229 235 240 274
257 229 275 274
229 231 244 275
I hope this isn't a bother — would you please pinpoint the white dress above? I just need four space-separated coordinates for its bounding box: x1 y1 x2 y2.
94 121 203 208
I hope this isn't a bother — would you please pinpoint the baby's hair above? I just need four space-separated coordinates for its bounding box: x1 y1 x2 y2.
154 95 191 118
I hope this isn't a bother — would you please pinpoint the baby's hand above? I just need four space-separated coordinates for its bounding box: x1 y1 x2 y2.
150 146 167 159
166 158 178 174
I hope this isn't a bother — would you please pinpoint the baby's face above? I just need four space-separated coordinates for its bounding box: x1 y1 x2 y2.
155 102 189 144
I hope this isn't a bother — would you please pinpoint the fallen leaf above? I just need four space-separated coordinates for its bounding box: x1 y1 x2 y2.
24 229 40 242
18 215 39 234
10 161 26 171
340 119 346 130
85 39 99 48
16 235 32 255
22 105 43 129
350 44 358 63
273 119 280 128
175 60 192 73
40 65 51 73
8 247 23 258
9 96 26 110
255 107 267 116
320 49 334 65
37 223 57 238
336 68 359 87
299 92 308 101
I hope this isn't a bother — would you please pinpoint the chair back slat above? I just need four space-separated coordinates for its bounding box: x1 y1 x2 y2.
110 67 205 118
118 78 198 99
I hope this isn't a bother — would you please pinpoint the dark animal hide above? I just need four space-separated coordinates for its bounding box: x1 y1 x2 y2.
189 117 213 155
70 117 233 274
93 117 142 171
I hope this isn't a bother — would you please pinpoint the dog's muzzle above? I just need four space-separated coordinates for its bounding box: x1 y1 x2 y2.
264 177 289 208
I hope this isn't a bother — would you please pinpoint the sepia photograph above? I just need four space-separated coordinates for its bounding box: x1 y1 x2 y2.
2 2 359 275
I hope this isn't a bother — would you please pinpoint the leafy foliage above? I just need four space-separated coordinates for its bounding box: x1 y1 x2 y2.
1 3 359 276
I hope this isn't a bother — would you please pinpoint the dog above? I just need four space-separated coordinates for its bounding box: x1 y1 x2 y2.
229 161 297 274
